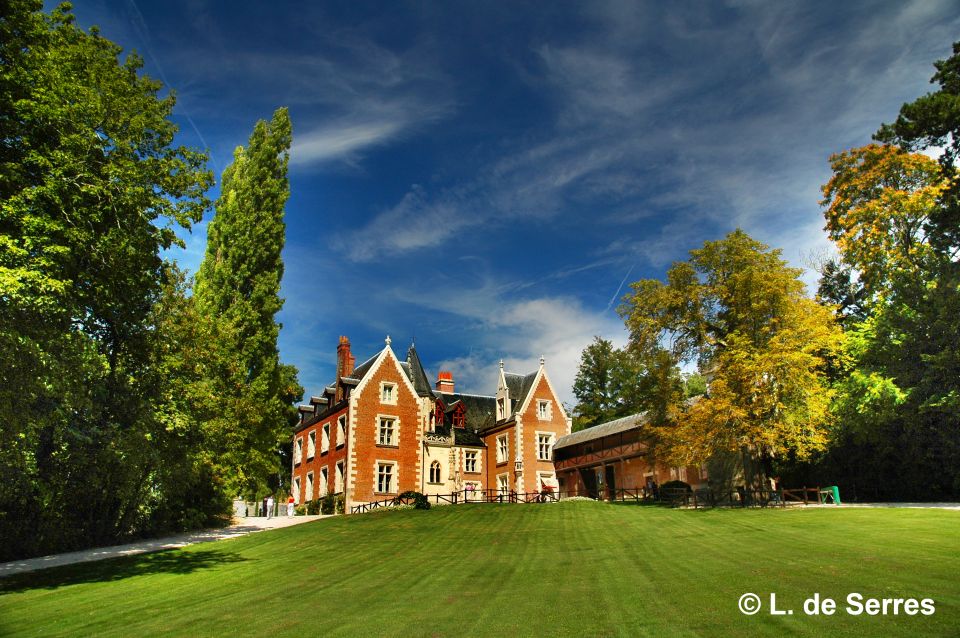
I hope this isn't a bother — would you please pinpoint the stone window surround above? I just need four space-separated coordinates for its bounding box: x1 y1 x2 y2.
535 431 555 461
380 381 398 405
496 434 508 465
375 459 399 494
377 413 400 447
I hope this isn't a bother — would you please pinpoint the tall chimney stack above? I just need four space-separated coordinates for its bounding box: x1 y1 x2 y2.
436 371 454 394
336 336 354 402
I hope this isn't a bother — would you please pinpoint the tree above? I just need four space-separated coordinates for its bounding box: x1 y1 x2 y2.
876 41 960 257
572 337 683 430
818 142 960 498
620 230 843 486
0 2 213 558
194 107 303 499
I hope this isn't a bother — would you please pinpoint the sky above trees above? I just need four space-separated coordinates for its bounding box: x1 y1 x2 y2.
68 0 960 405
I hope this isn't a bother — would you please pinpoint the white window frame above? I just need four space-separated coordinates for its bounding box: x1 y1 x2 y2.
380 381 397 405
429 461 442 484
335 461 344 493
536 431 555 461
294 476 302 504
375 460 398 494
497 473 509 495
496 434 508 464
307 431 316 459
336 415 346 448
679 467 687 482
320 466 329 497
294 437 303 464
306 471 314 501
465 450 479 474
377 415 398 446
321 423 330 453
537 399 551 420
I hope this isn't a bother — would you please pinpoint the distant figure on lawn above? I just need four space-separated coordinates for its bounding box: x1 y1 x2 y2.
287 495 295 517
262 497 268 517
266 495 274 519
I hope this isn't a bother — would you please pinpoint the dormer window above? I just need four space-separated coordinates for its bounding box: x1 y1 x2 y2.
435 399 445 428
497 398 505 420
452 403 466 428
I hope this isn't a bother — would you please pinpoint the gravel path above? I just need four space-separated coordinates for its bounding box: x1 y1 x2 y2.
0 515 329 578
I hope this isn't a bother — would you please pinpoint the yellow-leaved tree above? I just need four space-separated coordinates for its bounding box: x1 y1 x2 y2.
620 230 844 488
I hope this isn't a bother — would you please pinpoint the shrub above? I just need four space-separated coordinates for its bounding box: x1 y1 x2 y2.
320 494 336 515
334 494 345 514
661 480 692 492
294 504 306 516
397 490 431 510
306 499 321 515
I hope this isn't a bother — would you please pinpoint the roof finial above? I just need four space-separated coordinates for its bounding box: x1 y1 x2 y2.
385 335 392 347
499 359 504 370
539 354 545 367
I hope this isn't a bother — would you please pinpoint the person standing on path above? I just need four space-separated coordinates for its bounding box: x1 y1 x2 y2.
287 495 295 517
262 496 268 517
266 495 275 519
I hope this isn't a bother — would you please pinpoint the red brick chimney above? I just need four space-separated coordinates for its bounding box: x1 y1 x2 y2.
436 371 454 394
336 336 355 402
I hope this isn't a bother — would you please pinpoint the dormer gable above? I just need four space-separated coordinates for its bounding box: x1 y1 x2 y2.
496 359 511 421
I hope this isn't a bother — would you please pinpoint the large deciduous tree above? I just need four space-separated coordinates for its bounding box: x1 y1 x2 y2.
195 107 303 499
0 1 214 559
620 230 842 486
817 142 960 497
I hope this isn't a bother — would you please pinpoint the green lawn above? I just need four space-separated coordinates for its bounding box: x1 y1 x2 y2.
1 502 958 637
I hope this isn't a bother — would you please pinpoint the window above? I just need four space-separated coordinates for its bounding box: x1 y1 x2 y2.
465 451 478 473
336 416 346 447
679 467 687 482
306 472 314 501
321 423 330 453
700 466 708 480
537 400 551 420
497 398 505 420
335 461 344 493
320 467 329 496
452 404 465 428
294 437 303 465
429 461 441 484
496 434 508 464
377 462 395 493
497 473 509 495
537 433 555 461
378 417 396 446
307 431 316 459
670 467 678 480
294 476 302 504
380 382 396 404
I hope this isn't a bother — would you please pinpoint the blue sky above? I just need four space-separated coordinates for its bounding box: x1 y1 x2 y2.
69 1 959 407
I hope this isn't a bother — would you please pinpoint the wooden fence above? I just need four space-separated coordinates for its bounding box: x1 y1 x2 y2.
349 485 836 514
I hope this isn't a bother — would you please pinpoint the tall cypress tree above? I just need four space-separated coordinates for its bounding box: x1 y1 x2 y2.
195 107 303 499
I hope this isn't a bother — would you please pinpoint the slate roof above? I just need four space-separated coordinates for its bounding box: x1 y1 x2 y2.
553 412 648 450
436 392 497 433
404 345 435 397
504 371 538 413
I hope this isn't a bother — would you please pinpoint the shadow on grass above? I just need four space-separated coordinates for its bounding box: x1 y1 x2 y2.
0 548 249 595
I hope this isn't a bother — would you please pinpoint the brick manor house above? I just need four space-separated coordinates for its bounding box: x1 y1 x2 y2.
290 336 572 510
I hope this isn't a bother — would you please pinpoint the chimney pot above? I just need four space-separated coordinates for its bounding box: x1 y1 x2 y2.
436 371 455 393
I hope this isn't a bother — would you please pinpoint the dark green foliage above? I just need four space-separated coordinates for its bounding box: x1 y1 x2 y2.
306 499 321 515
572 337 684 430
660 480 691 492
398 491 431 510
0 2 225 560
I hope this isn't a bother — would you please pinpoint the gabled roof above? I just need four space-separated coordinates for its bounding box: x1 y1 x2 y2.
349 352 380 382
554 412 648 450
504 371 538 409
